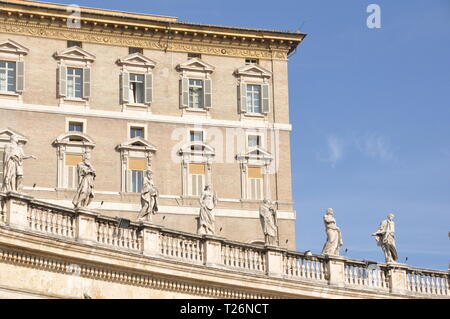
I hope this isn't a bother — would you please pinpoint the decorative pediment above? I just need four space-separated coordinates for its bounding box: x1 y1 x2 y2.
53 46 96 62
234 64 272 78
179 142 215 157
236 147 273 162
177 58 215 73
54 132 96 148
117 53 156 68
0 128 28 144
116 136 157 152
0 39 29 55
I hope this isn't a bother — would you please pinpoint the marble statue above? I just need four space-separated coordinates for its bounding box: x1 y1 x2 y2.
1 135 36 193
137 170 159 222
321 208 344 256
372 214 398 263
259 200 278 246
197 185 218 235
72 152 96 209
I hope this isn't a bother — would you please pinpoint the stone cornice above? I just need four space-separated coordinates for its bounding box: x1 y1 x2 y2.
0 0 306 60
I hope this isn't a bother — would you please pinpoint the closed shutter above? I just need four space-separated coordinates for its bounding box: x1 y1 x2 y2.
16 61 25 93
180 77 189 108
204 79 212 109
239 82 247 113
83 68 91 99
65 154 83 189
144 73 153 104
125 170 132 193
262 84 270 114
248 167 263 200
120 71 130 104
58 65 67 97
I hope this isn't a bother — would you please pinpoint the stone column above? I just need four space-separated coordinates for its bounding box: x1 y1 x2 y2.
325 255 347 287
387 263 408 295
75 208 99 245
140 222 162 257
265 245 285 278
4 192 33 230
203 235 224 267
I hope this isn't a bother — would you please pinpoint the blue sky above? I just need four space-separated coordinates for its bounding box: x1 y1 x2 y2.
55 0 449 270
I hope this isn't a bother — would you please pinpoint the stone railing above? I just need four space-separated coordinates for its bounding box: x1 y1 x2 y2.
0 192 448 299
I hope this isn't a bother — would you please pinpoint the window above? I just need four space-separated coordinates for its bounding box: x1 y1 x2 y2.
0 61 16 93
126 158 146 193
188 53 202 59
188 163 205 196
129 74 145 104
247 167 263 200
68 122 83 132
245 58 259 65
248 135 261 148
130 127 144 138
67 41 82 48
64 154 83 189
190 130 204 151
189 79 204 109
129 47 143 55
67 67 83 98
246 84 262 113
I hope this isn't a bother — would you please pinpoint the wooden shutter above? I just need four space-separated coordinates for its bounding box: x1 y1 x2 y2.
128 158 147 170
204 79 212 109
144 73 153 104
83 68 91 99
239 82 247 113
125 170 132 193
180 77 189 108
120 71 130 104
16 61 25 93
58 65 67 97
262 84 270 114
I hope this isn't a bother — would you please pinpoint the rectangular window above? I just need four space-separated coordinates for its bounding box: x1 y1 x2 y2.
189 79 204 109
245 58 259 65
67 67 83 98
248 135 261 148
64 154 83 189
68 122 83 132
67 40 82 48
0 61 16 93
188 53 202 59
127 158 146 193
188 163 205 196
190 130 204 151
129 47 143 55
130 127 144 138
129 73 145 104
247 167 263 200
246 84 262 114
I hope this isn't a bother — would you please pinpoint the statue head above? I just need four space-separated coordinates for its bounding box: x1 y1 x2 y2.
326 208 334 215
145 169 154 179
204 185 211 191
83 152 91 164
10 134 19 144
388 213 395 221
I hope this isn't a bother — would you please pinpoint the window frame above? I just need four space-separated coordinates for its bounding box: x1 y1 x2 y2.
128 72 146 105
0 60 17 93
66 118 87 134
188 78 205 109
246 84 262 114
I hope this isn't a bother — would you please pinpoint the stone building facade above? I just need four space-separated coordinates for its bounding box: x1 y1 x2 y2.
0 0 306 249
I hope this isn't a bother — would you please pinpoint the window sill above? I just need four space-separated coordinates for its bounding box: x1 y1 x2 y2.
126 103 149 108
0 91 19 97
242 112 266 118
185 107 208 113
240 199 264 203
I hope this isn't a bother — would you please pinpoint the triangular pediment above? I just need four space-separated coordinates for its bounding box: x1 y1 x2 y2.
177 58 215 73
234 64 272 78
117 53 156 68
0 39 29 55
54 46 96 62
0 128 28 144
117 137 157 151
237 147 273 162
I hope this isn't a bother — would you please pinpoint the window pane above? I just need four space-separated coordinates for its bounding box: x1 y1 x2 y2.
130 127 144 138
132 170 144 193
188 79 204 108
248 135 260 148
67 67 83 98
69 122 83 132
0 61 16 92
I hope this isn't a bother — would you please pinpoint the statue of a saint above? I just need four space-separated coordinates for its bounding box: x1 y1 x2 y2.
2 135 36 193
137 170 159 222
372 214 398 263
72 152 96 209
197 185 218 235
259 200 278 246
321 208 344 256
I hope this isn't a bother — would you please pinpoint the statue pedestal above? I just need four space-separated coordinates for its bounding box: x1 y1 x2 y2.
139 222 163 257
323 255 347 287
75 207 100 245
386 262 409 295
265 245 287 278
4 192 34 230
203 235 225 267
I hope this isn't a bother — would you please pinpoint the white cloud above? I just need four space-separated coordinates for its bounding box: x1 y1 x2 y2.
357 134 395 161
318 136 344 167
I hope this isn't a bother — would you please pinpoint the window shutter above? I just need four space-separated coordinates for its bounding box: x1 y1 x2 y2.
239 82 247 113
16 61 25 93
58 65 67 97
262 84 270 114
204 79 212 109
144 73 153 104
83 68 91 99
120 71 130 104
180 77 189 108
126 170 132 193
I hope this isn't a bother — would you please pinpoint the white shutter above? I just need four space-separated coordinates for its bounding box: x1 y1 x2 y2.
239 82 247 113
126 170 132 193
121 71 130 104
144 73 153 104
204 79 212 109
180 77 189 108
16 61 25 93
58 65 67 97
262 84 270 114
83 68 91 99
